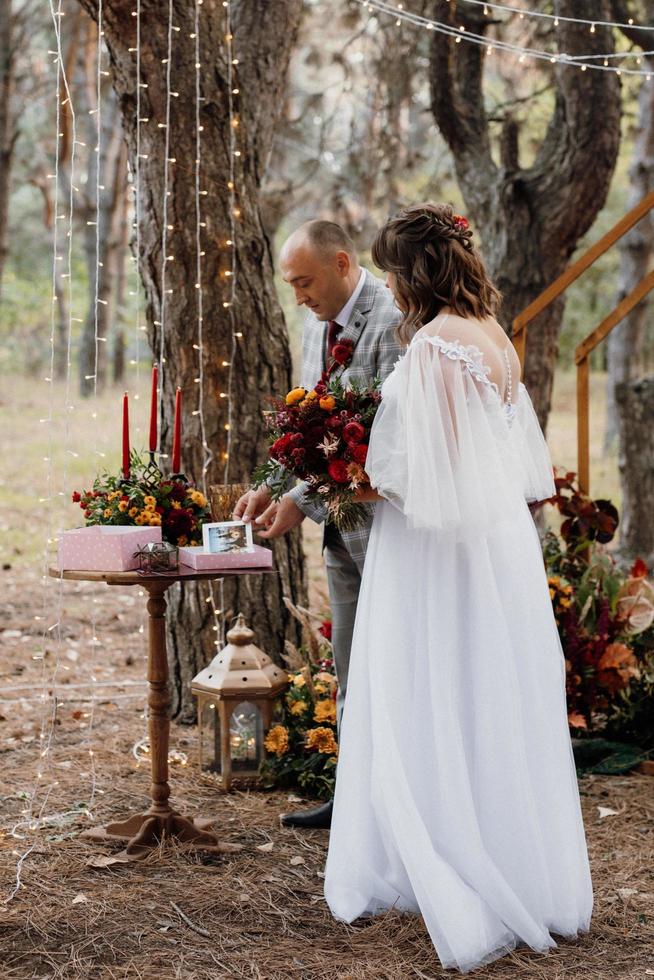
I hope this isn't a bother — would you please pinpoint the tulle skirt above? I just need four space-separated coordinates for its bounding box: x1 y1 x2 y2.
323 499 593 974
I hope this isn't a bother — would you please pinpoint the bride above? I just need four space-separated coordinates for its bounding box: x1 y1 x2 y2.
323 203 593 973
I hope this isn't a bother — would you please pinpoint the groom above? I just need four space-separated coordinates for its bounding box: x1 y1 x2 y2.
234 219 403 828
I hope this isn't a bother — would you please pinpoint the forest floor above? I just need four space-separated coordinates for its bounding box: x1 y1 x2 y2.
2 370 652 979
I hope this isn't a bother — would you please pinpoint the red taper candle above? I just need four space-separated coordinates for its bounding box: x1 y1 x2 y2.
172 386 182 473
122 392 130 478
149 364 158 453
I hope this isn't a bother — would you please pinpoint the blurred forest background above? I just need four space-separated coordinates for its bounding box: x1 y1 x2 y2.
1 0 653 578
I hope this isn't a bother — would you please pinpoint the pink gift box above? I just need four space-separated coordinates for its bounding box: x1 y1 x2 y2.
178 544 273 571
58 525 163 572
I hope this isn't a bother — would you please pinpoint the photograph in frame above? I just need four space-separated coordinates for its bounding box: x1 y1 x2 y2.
202 520 255 555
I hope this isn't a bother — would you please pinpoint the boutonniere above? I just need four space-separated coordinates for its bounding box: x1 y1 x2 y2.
323 338 354 383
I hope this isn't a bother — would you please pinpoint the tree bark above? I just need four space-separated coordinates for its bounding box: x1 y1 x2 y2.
77 0 307 720
615 376 654 564
0 0 18 301
429 0 622 431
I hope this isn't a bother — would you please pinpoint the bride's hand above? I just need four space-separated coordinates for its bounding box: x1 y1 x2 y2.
355 485 383 503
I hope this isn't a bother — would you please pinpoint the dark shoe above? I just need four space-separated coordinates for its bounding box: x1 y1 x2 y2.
279 799 333 829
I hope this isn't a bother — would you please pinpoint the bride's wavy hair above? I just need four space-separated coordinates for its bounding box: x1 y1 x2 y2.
371 202 502 343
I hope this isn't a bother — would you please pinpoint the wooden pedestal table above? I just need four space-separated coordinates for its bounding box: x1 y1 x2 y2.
49 564 274 860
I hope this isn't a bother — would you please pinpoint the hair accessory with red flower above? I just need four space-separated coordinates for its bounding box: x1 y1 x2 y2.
452 214 470 233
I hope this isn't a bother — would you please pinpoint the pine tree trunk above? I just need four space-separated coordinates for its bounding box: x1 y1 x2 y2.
605 59 654 448
77 0 307 720
615 376 654 564
429 0 622 431
0 0 17 301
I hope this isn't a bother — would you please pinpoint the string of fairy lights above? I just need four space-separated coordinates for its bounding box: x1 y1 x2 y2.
361 1 654 77
7 0 82 901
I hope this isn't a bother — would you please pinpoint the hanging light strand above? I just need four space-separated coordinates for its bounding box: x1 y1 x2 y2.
157 0 175 454
465 0 653 33
222 0 239 482
360 1 654 77
193 0 214 493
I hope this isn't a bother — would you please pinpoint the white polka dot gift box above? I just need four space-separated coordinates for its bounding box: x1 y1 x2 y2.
57 525 163 572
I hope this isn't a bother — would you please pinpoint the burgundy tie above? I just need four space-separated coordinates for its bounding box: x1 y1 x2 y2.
326 320 341 361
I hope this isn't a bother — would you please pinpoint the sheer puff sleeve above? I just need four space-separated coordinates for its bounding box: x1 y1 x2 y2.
366 335 555 534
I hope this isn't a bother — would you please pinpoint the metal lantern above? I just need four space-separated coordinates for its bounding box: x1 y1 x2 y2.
134 541 179 573
191 613 288 791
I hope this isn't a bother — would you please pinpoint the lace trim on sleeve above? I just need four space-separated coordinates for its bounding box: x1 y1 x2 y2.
413 334 517 422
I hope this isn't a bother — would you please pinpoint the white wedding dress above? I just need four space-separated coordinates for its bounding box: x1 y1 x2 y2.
323 313 593 974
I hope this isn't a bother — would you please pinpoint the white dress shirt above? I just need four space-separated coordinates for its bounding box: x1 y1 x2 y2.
333 267 366 328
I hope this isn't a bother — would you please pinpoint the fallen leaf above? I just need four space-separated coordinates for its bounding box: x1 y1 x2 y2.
237 893 251 902
616 888 638 900
256 842 274 853
85 853 131 868
287 794 303 803
290 855 305 866
72 893 88 905
597 806 620 819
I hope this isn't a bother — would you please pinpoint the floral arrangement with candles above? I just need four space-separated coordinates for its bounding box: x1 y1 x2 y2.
252 366 382 533
72 460 211 547
260 600 338 799
534 470 654 753
72 368 211 546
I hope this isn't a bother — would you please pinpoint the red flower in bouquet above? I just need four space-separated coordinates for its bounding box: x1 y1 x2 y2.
342 421 365 445
328 459 350 484
631 558 648 579
271 433 295 461
349 444 368 466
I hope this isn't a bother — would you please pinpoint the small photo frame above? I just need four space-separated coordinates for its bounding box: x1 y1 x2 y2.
202 520 254 555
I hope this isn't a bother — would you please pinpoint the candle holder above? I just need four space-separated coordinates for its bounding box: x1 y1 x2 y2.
142 452 163 490
134 541 180 574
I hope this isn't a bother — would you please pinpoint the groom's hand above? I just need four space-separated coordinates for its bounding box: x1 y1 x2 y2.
255 494 305 539
233 486 272 523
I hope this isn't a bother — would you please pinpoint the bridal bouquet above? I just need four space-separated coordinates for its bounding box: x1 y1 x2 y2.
253 348 382 531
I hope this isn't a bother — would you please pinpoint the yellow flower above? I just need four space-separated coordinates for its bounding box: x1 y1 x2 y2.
286 387 307 406
190 490 207 508
149 514 161 526
314 699 336 725
103 507 112 518
135 514 146 526
314 683 328 696
305 727 338 756
143 495 156 511
319 395 336 411
264 724 289 757
128 506 138 518
315 671 336 687
292 674 306 687
118 500 128 513
171 500 182 509
289 700 308 716
178 534 188 547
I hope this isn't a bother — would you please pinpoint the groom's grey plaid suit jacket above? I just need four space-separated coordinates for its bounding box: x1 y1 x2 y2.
287 268 404 568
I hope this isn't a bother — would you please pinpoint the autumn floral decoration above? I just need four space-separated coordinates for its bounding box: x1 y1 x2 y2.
72 453 211 547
